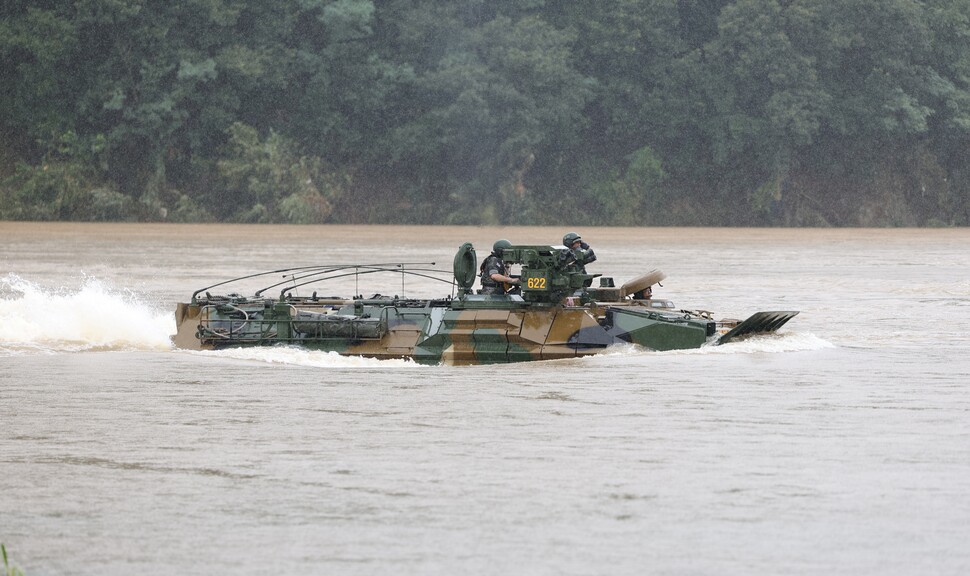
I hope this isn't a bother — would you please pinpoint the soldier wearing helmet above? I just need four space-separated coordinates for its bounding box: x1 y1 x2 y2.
480 239 519 295
561 231 597 273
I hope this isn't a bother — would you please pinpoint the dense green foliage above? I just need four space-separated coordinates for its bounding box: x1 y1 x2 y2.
2 0 969 225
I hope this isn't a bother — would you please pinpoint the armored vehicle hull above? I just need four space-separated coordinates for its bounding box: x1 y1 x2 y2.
172 243 797 365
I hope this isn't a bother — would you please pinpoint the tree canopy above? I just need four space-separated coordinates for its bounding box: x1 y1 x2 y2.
2 0 969 225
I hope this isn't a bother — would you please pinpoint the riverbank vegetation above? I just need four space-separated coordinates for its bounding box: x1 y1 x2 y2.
2 0 969 226
2 544 24 576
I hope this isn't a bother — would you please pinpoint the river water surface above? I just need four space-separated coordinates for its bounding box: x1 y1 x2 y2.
2 223 969 575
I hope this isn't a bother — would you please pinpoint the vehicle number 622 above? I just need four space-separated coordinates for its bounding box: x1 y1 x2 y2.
526 277 547 289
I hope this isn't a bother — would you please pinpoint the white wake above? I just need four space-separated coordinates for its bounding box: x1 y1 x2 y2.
186 346 426 368
0 274 174 355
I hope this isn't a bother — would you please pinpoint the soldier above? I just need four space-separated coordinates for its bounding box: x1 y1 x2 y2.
632 285 652 300
562 231 597 273
480 239 519 295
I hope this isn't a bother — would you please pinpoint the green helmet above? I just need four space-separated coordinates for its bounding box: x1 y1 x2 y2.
563 232 581 246
493 239 512 254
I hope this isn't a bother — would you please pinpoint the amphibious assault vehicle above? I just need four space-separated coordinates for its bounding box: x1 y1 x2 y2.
172 243 797 364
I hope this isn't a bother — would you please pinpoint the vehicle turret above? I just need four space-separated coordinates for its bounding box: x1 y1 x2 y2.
499 245 598 305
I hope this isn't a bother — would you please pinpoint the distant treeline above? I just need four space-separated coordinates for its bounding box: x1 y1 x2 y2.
2 0 969 226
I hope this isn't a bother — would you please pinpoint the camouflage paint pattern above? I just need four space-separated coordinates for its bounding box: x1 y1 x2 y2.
173 294 791 365
172 244 797 365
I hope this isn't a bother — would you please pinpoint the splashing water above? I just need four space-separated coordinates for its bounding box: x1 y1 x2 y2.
0 274 174 355
189 345 428 368
573 332 831 366
678 331 834 355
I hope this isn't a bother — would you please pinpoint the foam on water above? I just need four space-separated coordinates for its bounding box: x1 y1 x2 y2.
689 331 835 354
0 274 174 355
581 331 832 363
187 346 426 368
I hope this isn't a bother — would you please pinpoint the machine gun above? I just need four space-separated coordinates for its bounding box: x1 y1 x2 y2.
451 242 607 305
500 245 598 304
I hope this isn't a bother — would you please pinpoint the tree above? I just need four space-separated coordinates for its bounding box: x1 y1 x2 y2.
374 4 592 223
214 122 343 223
